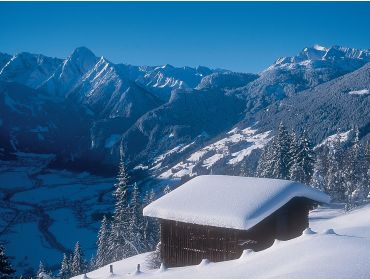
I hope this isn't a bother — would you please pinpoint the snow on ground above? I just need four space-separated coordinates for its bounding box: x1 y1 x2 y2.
159 127 271 179
80 203 370 279
152 141 198 170
315 129 351 149
72 253 152 279
348 89 369 95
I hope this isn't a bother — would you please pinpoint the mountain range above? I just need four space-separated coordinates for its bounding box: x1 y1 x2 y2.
0 44 369 183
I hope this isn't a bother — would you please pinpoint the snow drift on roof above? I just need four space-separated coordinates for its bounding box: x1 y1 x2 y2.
143 175 330 230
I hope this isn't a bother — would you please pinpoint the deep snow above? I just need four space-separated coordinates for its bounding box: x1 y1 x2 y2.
77 203 370 279
143 175 330 230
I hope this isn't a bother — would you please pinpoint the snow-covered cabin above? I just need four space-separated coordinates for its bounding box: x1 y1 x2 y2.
143 175 330 267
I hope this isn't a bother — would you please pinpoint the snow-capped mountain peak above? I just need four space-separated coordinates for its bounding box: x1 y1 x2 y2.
65 46 98 73
312 44 328 51
39 47 98 96
272 44 370 67
0 52 62 88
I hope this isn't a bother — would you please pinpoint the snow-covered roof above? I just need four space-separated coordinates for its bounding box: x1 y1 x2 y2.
143 175 330 230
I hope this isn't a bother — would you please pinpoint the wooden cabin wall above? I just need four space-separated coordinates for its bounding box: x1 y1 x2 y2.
160 197 314 267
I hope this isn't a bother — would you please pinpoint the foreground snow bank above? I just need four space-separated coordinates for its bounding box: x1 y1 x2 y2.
78 204 370 279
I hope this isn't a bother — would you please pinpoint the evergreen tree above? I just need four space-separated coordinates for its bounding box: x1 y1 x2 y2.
256 140 274 178
146 242 161 269
37 261 48 279
142 189 159 251
88 255 96 272
299 130 315 184
163 185 171 195
288 131 303 182
71 241 86 276
127 183 145 255
343 128 368 209
364 140 370 197
257 122 291 180
95 216 110 268
0 245 15 279
68 254 73 276
271 122 291 179
287 130 299 173
326 132 346 201
59 253 70 279
108 144 131 261
142 190 151 250
289 130 315 184
310 157 326 191
147 189 159 250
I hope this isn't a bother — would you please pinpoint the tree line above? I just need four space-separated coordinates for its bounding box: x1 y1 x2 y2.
256 122 370 209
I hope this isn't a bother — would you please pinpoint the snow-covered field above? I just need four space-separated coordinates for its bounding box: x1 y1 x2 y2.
78 203 370 278
0 154 114 276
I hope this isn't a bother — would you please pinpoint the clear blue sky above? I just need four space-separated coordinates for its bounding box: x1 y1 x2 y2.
0 2 369 73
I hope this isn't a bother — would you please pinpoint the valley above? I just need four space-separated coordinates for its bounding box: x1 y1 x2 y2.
0 153 114 276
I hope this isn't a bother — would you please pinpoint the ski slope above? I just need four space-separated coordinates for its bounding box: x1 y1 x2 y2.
77 203 370 278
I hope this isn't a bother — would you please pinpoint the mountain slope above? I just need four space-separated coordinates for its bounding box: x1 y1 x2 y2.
0 81 93 160
0 52 62 89
229 45 370 115
116 87 249 166
252 61 370 143
39 47 99 97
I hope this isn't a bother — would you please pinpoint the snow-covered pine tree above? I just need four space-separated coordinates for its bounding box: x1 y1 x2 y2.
364 140 370 197
270 122 291 180
343 128 368 209
310 156 326 191
142 189 159 251
299 130 315 184
59 253 70 279
163 185 171 195
326 132 346 201
287 130 299 174
88 255 96 272
95 215 110 268
147 189 159 250
108 144 131 261
288 131 304 182
142 190 150 250
71 241 86 276
290 130 315 184
68 253 73 276
256 140 274 178
0 245 15 278
127 183 145 255
37 261 48 279
365 140 370 164
146 241 162 269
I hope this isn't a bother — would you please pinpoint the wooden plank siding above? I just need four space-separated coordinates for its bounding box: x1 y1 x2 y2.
160 197 315 267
